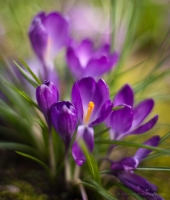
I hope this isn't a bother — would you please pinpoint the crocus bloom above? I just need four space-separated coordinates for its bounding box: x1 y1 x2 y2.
36 80 59 124
51 101 78 148
111 136 163 200
106 84 158 140
66 39 118 79
111 135 160 171
29 11 69 63
71 77 113 165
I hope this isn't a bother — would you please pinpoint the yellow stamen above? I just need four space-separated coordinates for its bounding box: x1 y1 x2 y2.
84 101 95 124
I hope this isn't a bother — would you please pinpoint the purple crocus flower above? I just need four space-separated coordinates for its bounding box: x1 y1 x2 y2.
71 77 113 165
29 11 69 63
111 135 160 171
29 11 69 83
66 39 118 80
51 101 78 149
111 136 163 200
36 80 59 125
106 84 158 140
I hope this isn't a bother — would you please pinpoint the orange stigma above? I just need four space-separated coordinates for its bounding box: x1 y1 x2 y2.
84 101 95 124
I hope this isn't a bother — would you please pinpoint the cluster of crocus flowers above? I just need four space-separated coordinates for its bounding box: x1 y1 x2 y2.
29 11 119 83
36 78 159 169
31 8 163 200
36 77 113 165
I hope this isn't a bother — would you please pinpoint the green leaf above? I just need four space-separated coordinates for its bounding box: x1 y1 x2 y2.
13 61 38 88
0 142 39 157
79 140 101 183
81 180 118 200
16 151 51 176
160 132 170 144
95 139 170 154
136 167 170 172
95 127 111 138
8 85 39 109
19 57 41 85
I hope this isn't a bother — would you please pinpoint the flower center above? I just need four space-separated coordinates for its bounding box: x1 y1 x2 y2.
84 101 95 124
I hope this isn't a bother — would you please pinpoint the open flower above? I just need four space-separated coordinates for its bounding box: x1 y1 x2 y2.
111 136 160 171
51 101 78 148
36 80 59 125
106 84 158 140
71 77 112 165
29 11 69 63
72 77 112 126
110 136 163 200
66 39 118 79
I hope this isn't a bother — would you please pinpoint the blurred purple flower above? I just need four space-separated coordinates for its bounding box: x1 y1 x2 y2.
51 101 78 148
66 39 118 79
29 12 69 85
106 84 158 140
71 77 112 165
111 136 163 200
36 80 59 125
29 11 69 62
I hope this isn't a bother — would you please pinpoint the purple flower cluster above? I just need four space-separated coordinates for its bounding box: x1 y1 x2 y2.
31 10 162 200
29 11 118 82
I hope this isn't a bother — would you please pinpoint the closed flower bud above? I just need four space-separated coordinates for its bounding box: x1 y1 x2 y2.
51 101 78 148
36 80 59 123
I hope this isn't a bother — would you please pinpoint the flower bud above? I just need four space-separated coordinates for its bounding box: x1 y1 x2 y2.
36 80 59 121
51 101 78 148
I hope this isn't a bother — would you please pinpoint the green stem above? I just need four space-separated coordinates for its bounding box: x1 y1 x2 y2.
49 128 56 176
65 149 71 182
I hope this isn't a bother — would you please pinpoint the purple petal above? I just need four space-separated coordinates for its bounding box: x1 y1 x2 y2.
133 135 160 163
43 12 69 57
51 101 78 147
118 172 163 200
111 157 137 171
89 100 113 127
118 172 158 193
29 12 48 60
128 115 158 135
90 78 110 123
110 105 133 139
36 80 59 116
113 84 134 107
109 51 119 67
71 81 84 122
85 56 110 78
131 99 154 129
72 125 94 166
66 47 84 79
75 39 93 67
